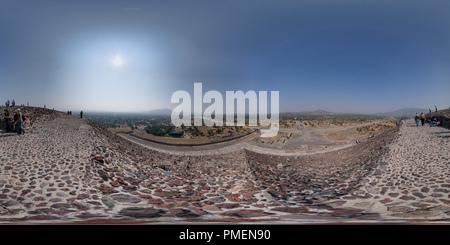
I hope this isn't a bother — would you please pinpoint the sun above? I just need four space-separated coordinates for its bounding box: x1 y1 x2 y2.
111 55 125 67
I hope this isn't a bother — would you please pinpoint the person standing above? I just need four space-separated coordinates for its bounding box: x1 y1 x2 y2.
4 109 11 132
420 113 426 126
435 105 438 112
80 111 83 118
415 113 420 127
15 109 25 135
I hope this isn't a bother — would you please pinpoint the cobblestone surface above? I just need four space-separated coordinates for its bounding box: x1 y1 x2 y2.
1 107 449 224
333 118 450 221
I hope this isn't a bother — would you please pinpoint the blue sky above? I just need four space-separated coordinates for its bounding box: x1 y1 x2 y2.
0 0 449 113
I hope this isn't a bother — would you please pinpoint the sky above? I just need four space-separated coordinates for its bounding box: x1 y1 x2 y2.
0 0 449 114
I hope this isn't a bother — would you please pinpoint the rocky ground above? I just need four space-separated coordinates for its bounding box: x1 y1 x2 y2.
334 118 450 221
0 107 449 224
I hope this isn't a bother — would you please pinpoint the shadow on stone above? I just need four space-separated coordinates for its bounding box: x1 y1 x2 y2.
119 207 165 218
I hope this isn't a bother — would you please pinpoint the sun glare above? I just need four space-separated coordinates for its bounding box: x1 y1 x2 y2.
111 55 125 67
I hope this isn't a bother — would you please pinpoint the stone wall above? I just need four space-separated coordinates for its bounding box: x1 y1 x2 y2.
245 126 400 203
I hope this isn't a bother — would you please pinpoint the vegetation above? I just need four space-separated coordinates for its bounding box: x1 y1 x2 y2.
279 113 384 128
356 122 395 135
145 124 175 136
85 112 251 139
87 111 390 141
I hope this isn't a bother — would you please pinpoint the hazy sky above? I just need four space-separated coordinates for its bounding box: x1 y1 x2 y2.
1 0 449 113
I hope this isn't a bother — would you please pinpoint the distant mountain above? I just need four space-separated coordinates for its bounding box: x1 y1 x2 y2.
142 109 172 116
374 108 428 117
303 109 335 115
142 108 429 117
282 109 335 115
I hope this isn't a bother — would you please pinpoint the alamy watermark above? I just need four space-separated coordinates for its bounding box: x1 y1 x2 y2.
171 83 279 137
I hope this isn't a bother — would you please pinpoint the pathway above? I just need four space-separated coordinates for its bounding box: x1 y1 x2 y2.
333 119 450 221
122 132 355 156
1 114 449 223
0 115 359 223
0 116 97 219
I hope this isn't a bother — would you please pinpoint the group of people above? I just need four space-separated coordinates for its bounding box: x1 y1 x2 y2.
355 131 381 144
415 113 427 127
2 100 30 108
2 106 85 135
430 118 442 127
415 112 442 127
67 110 83 118
3 99 15 108
3 108 26 135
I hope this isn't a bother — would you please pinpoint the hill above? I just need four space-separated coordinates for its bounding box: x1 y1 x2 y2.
281 109 335 116
373 107 428 117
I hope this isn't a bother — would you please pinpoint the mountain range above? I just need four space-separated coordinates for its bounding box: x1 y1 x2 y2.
141 107 428 117
372 107 428 117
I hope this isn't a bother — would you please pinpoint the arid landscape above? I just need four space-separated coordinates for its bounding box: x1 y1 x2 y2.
1 106 449 224
2 2 450 243
91 111 397 151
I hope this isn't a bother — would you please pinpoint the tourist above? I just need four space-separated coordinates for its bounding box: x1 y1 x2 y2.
435 105 438 112
12 109 18 132
80 111 83 118
430 119 442 127
420 113 426 126
415 113 420 127
3 109 11 132
14 109 25 135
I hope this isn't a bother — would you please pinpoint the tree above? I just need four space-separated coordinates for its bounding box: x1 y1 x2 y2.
207 129 214 136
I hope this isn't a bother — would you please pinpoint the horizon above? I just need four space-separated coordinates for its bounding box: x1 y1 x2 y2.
81 106 434 116
1 0 450 114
